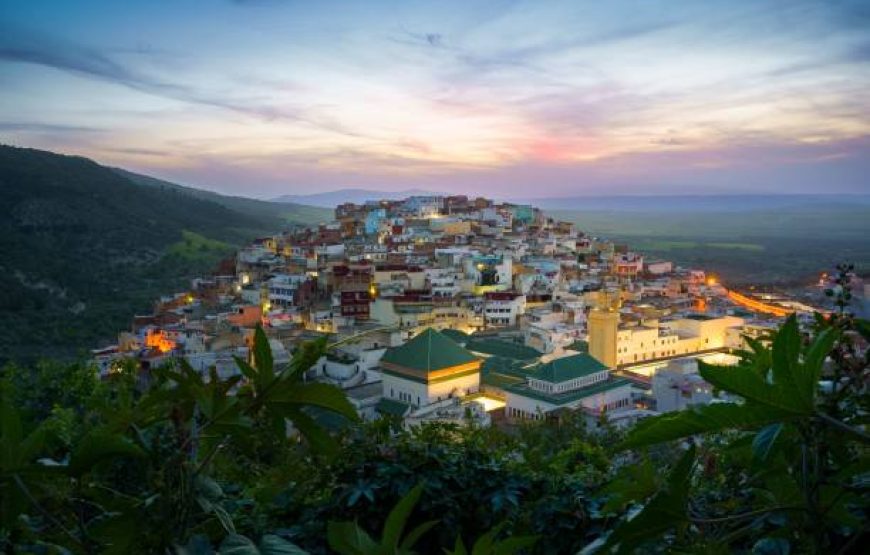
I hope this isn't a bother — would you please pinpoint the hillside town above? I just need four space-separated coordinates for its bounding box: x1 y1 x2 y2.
92 195 832 429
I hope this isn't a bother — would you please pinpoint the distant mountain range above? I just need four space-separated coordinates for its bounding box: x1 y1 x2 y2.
272 188 445 207
273 187 870 213
0 145 331 363
521 194 870 213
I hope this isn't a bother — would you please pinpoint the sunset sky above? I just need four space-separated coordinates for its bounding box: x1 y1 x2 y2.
1 0 868 198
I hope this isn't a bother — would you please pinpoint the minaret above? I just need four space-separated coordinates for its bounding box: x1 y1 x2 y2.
588 290 620 368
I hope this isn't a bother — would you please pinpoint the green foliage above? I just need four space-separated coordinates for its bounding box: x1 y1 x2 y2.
445 523 538 555
601 446 696 554
267 414 610 554
327 483 437 555
599 311 869 553
218 533 307 554
620 315 842 450
0 359 103 421
0 326 358 553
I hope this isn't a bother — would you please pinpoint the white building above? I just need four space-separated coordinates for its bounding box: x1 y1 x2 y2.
651 358 714 412
504 353 632 421
483 291 526 327
378 328 482 410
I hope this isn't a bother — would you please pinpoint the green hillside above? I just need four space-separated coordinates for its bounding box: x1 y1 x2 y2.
0 145 324 363
114 168 331 228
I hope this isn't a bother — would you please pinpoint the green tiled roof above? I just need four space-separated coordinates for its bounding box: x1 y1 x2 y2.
481 356 534 389
528 353 608 383
481 356 531 378
482 371 526 388
380 328 479 372
376 398 411 417
505 377 631 405
440 328 469 343
466 338 541 361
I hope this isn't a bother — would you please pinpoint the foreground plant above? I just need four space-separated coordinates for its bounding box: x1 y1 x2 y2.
597 312 869 553
1 326 358 553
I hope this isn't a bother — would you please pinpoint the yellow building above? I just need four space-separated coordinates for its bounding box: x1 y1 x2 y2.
587 291 620 367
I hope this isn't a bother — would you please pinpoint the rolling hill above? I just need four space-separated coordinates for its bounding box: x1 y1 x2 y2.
0 145 328 363
115 168 331 227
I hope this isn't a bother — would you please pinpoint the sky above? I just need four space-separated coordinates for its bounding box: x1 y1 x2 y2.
1 0 868 199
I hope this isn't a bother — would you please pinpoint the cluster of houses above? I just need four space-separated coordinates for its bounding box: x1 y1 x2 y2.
94 194 787 429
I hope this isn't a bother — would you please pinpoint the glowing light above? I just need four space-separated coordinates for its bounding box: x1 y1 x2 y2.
473 396 506 412
145 330 176 353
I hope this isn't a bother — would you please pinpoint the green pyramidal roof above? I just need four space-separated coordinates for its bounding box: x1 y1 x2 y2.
381 328 479 372
529 353 609 383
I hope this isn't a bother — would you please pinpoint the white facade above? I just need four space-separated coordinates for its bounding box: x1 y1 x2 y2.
484 294 526 326
652 358 714 412
382 371 480 408
615 315 744 366
505 381 632 420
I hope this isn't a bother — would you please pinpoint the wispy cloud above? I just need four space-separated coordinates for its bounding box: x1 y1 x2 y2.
1 0 868 196
0 121 104 133
0 26 363 137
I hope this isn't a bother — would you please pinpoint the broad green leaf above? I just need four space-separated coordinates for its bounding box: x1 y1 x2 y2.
284 407 339 456
601 456 659 512
757 472 803 507
233 356 258 383
327 521 378 555
801 326 838 399
175 534 215 555
383 482 425 549
492 535 539 555
8 419 51 470
770 316 811 410
399 519 438 551
450 536 469 555
195 475 224 500
287 337 328 380
253 326 274 383
259 535 309 555
698 363 810 415
752 423 783 462
620 402 794 450
220 534 259 555
471 523 504 555
270 382 360 422
601 446 696 554
69 429 145 476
